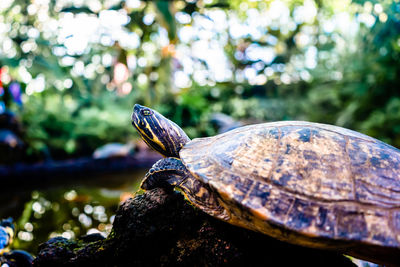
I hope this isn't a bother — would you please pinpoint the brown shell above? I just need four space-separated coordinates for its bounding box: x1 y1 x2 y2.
180 121 400 263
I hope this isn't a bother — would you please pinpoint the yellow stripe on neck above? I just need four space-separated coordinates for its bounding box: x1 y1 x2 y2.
135 120 167 154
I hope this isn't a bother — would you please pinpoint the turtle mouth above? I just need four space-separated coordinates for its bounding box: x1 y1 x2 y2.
131 111 139 129
132 104 142 122
131 104 146 130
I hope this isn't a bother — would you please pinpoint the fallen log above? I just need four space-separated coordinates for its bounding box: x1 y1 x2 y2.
0 152 161 187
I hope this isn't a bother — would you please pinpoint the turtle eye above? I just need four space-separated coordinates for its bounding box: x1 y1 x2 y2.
141 109 153 116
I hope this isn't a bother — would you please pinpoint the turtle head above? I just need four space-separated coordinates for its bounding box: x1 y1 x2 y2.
132 104 190 158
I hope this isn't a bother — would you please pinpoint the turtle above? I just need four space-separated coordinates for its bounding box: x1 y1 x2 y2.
131 104 400 265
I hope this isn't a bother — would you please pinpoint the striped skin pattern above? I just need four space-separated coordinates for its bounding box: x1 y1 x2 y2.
132 105 400 265
131 104 190 158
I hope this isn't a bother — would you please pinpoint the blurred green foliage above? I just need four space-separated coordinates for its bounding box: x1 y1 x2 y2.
303 0 400 146
0 0 399 161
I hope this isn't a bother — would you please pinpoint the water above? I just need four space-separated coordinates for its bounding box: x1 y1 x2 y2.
0 169 147 255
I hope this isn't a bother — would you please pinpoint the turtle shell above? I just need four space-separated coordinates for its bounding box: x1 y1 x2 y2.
180 121 400 263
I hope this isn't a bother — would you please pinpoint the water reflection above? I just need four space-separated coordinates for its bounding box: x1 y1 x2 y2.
0 169 146 255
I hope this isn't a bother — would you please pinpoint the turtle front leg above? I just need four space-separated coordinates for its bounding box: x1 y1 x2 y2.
141 157 189 190
141 157 230 222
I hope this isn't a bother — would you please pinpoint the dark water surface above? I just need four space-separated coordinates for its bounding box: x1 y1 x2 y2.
0 169 147 255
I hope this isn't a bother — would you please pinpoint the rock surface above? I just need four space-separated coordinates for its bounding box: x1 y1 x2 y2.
33 188 355 266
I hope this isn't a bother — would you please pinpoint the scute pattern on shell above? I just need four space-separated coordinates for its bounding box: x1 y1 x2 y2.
180 121 400 249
